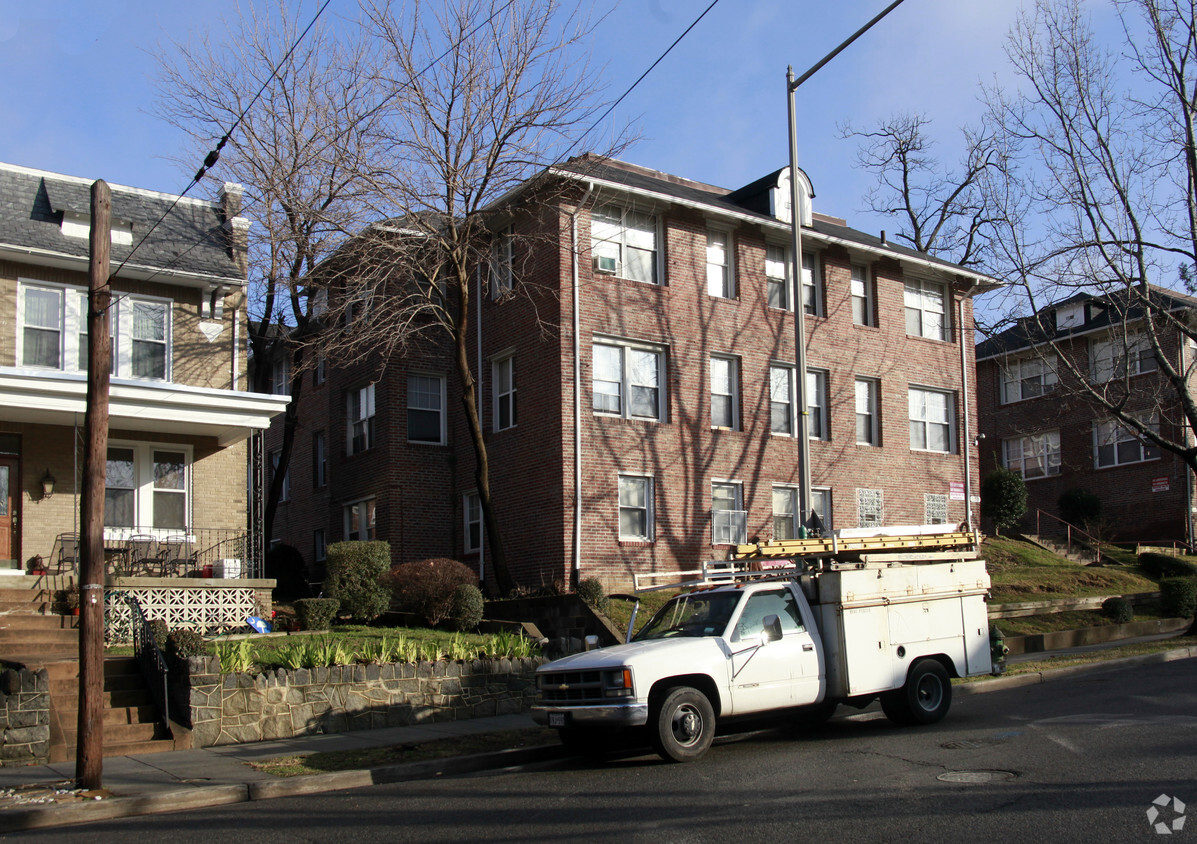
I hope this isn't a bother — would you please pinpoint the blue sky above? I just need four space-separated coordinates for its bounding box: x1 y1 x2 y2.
0 0 1030 241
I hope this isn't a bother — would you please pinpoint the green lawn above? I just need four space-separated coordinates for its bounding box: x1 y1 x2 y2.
983 535 1159 603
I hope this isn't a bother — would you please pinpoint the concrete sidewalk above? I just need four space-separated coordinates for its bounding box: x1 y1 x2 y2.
2 639 1194 832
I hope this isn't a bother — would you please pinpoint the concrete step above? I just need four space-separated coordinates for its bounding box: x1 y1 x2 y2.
0 613 77 631
49 736 176 764
50 682 153 710
62 720 163 746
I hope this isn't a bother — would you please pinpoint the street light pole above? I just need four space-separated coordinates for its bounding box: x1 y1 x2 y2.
785 0 909 532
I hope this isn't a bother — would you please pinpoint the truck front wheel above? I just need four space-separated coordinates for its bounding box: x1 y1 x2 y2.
651 686 715 762
881 659 951 726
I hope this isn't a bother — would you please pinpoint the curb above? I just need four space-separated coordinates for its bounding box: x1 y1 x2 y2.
2 744 568 832
956 644 1197 695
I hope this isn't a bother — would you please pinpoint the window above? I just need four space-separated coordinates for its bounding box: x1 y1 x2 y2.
855 378 879 445
464 492 482 553
735 589 806 640
706 230 733 298
1094 416 1160 467
811 488 832 533
905 279 949 340
313 431 327 488
851 263 874 327
18 281 171 379
772 485 798 540
344 498 376 541
270 357 289 396
1001 355 1058 403
592 205 658 284
710 355 739 430
909 387 954 453
314 529 326 563
807 369 829 441
925 493 949 525
269 449 290 502
347 383 376 454
1003 431 1062 479
765 244 790 310
103 444 190 532
491 227 514 297
770 364 794 435
592 340 666 421
408 375 445 444
1091 333 1159 382
618 475 653 541
493 354 516 432
857 488 883 528
802 253 821 316
711 482 746 545
314 355 326 386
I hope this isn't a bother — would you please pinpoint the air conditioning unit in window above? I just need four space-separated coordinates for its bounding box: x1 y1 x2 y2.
594 255 618 275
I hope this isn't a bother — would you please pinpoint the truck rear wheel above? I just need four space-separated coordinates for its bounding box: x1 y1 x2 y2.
651 686 715 762
881 659 951 726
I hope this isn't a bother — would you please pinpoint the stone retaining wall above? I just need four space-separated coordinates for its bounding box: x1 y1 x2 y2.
174 655 547 748
0 668 50 767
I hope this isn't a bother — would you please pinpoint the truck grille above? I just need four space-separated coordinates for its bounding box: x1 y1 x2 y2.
538 669 604 705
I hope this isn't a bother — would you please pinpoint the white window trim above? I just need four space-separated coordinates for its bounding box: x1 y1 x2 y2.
592 336 668 422
102 440 193 539
908 385 956 454
491 227 515 298
1093 416 1160 468
343 497 377 541
765 243 791 311
904 278 950 341
1003 431 1062 479
464 491 483 553
711 480 746 546
855 377 879 446
492 351 517 432
1001 355 1059 404
706 228 735 299
347 383 377 455
617 473 655 542
313 529 326 563
851 263 874 327
314 430 327 488
807 368 829 441
270 357 289 396
591 205 661 285
1090 333 1159 382
802 252 822 317
770 363 796 436
407 373 447 445
17 279 172 381
270 448 290 502
771 484 799 541
710 354 740 430
811 487 832 533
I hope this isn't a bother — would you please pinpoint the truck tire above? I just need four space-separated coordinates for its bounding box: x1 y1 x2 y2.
651 686 715 762
881 659 951 726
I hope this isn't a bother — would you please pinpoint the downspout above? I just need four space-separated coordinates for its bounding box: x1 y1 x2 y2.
1182 337 1194 551
960 284 977 531
476 265 485 585
571 183 594 586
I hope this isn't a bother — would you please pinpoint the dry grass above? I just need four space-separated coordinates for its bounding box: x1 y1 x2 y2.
983 536 1158 603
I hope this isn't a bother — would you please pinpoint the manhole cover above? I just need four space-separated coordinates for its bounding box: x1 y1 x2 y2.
937 770 1018 784
941 739 989 749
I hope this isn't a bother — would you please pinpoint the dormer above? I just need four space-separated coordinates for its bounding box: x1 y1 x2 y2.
726 166 813 227
1055 302 1085 330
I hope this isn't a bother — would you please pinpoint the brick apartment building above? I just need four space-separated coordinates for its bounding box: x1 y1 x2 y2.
975 287 1196 545
266 156 997 591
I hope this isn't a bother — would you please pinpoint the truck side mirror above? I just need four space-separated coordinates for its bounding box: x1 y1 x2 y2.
762 614 783 643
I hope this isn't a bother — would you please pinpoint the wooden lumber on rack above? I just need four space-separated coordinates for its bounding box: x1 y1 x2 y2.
731 530 978 562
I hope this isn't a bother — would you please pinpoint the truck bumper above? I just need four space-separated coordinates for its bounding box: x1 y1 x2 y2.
531 703 649 728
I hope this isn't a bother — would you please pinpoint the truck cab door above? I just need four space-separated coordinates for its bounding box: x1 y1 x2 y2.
727 588 821 714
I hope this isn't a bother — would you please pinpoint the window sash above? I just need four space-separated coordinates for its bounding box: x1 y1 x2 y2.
465 493 482 552
711 482 746 545
618 475 652 541
314 431 327 488
494 356 516 431
104 444 190 531
904 280 948 340
1091 335 1159 382
1095 417 1160 467
706 230 732 298
710 356 738 429
801 253 819 316
345 499 376 541
772 486 798 541
909 388 953 452
491 228 514 297
770 365 794 435
765 245 789 310
593 206 658 284
807 370 828 440
1001 356 1059 403
593 342 663 421
408 375 444 444
349 384 377 453
855 378 878 445
850 264 873 326
1004 432 1062 479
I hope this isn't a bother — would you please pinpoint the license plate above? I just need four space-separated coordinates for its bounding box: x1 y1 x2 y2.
548 712 565 727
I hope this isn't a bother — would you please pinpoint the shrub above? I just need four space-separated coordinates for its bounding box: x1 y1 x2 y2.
1057 488 1102 529
265 542 312 601
1138 552 1197 580
981 467 1028 531
447 583 485 631
1101 596 1133 624
294 597 340 631
387 558 478 626
1159 578 1197 618
214 639 255 674
166 628 207 665
148 618 169 651
577 577 608 612
324 541 391 622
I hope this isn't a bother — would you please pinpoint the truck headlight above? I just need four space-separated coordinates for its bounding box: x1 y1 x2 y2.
603 667 634 698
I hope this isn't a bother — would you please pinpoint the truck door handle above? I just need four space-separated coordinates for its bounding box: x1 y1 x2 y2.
802 644 813 651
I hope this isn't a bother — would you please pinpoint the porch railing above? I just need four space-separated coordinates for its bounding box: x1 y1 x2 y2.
106 590 171 735
1033 509 1104 564
50 526 261 579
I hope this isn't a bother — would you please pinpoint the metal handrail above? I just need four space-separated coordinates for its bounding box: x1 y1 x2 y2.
107 590 171 734
1033 509 1104 564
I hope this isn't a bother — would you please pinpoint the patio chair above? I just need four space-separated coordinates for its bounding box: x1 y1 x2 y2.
159 534 194 577
54 532 80 575
125 534 160 577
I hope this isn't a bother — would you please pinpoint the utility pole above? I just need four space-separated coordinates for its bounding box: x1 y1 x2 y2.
77 179 111 790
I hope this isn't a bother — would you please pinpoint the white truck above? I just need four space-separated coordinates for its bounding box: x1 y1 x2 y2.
532 529 997 762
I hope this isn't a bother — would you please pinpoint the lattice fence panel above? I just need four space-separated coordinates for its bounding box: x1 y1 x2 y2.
106 587 258 642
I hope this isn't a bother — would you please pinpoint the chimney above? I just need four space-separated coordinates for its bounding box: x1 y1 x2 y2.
218 182 250 278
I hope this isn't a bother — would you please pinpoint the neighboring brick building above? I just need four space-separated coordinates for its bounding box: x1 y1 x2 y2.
268 156 997 591
975 287 1196 545
0 162 289 577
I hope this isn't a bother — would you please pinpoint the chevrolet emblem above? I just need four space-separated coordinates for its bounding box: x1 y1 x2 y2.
558 683 569 690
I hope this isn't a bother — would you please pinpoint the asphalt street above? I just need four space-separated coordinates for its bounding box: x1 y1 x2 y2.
5 658 1195 843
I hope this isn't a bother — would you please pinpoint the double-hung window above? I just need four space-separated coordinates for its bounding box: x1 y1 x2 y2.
807 369 829 440
408 375 445 444
348 383 376 455
909 387 954 453
21 285 63 368
493 354 516 431
491 227 514 297
593 339 666 421
1003 431 1062 479
904 279 949 340
710 355 739 430
270 357 289 396
711 481 746 546
270 449 290 502
1091 333 1158 382
772 485 798 540
103 444 190 532
706 230 733 298
464 492 482 553
344 498 376 541
592 206 659 284
802 253 821 316
313 431 327 488
1094 416 1159 467
765 244 790 310
769 364 795 435
851 263 874 326
618 475 654 541
855 378 879 445
1001 355 1058 403
131 301 168 379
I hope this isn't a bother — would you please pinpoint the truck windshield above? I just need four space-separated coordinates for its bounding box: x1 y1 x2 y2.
633 592 740 641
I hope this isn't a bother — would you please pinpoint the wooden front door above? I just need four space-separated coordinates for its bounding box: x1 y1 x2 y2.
0 456 17 569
